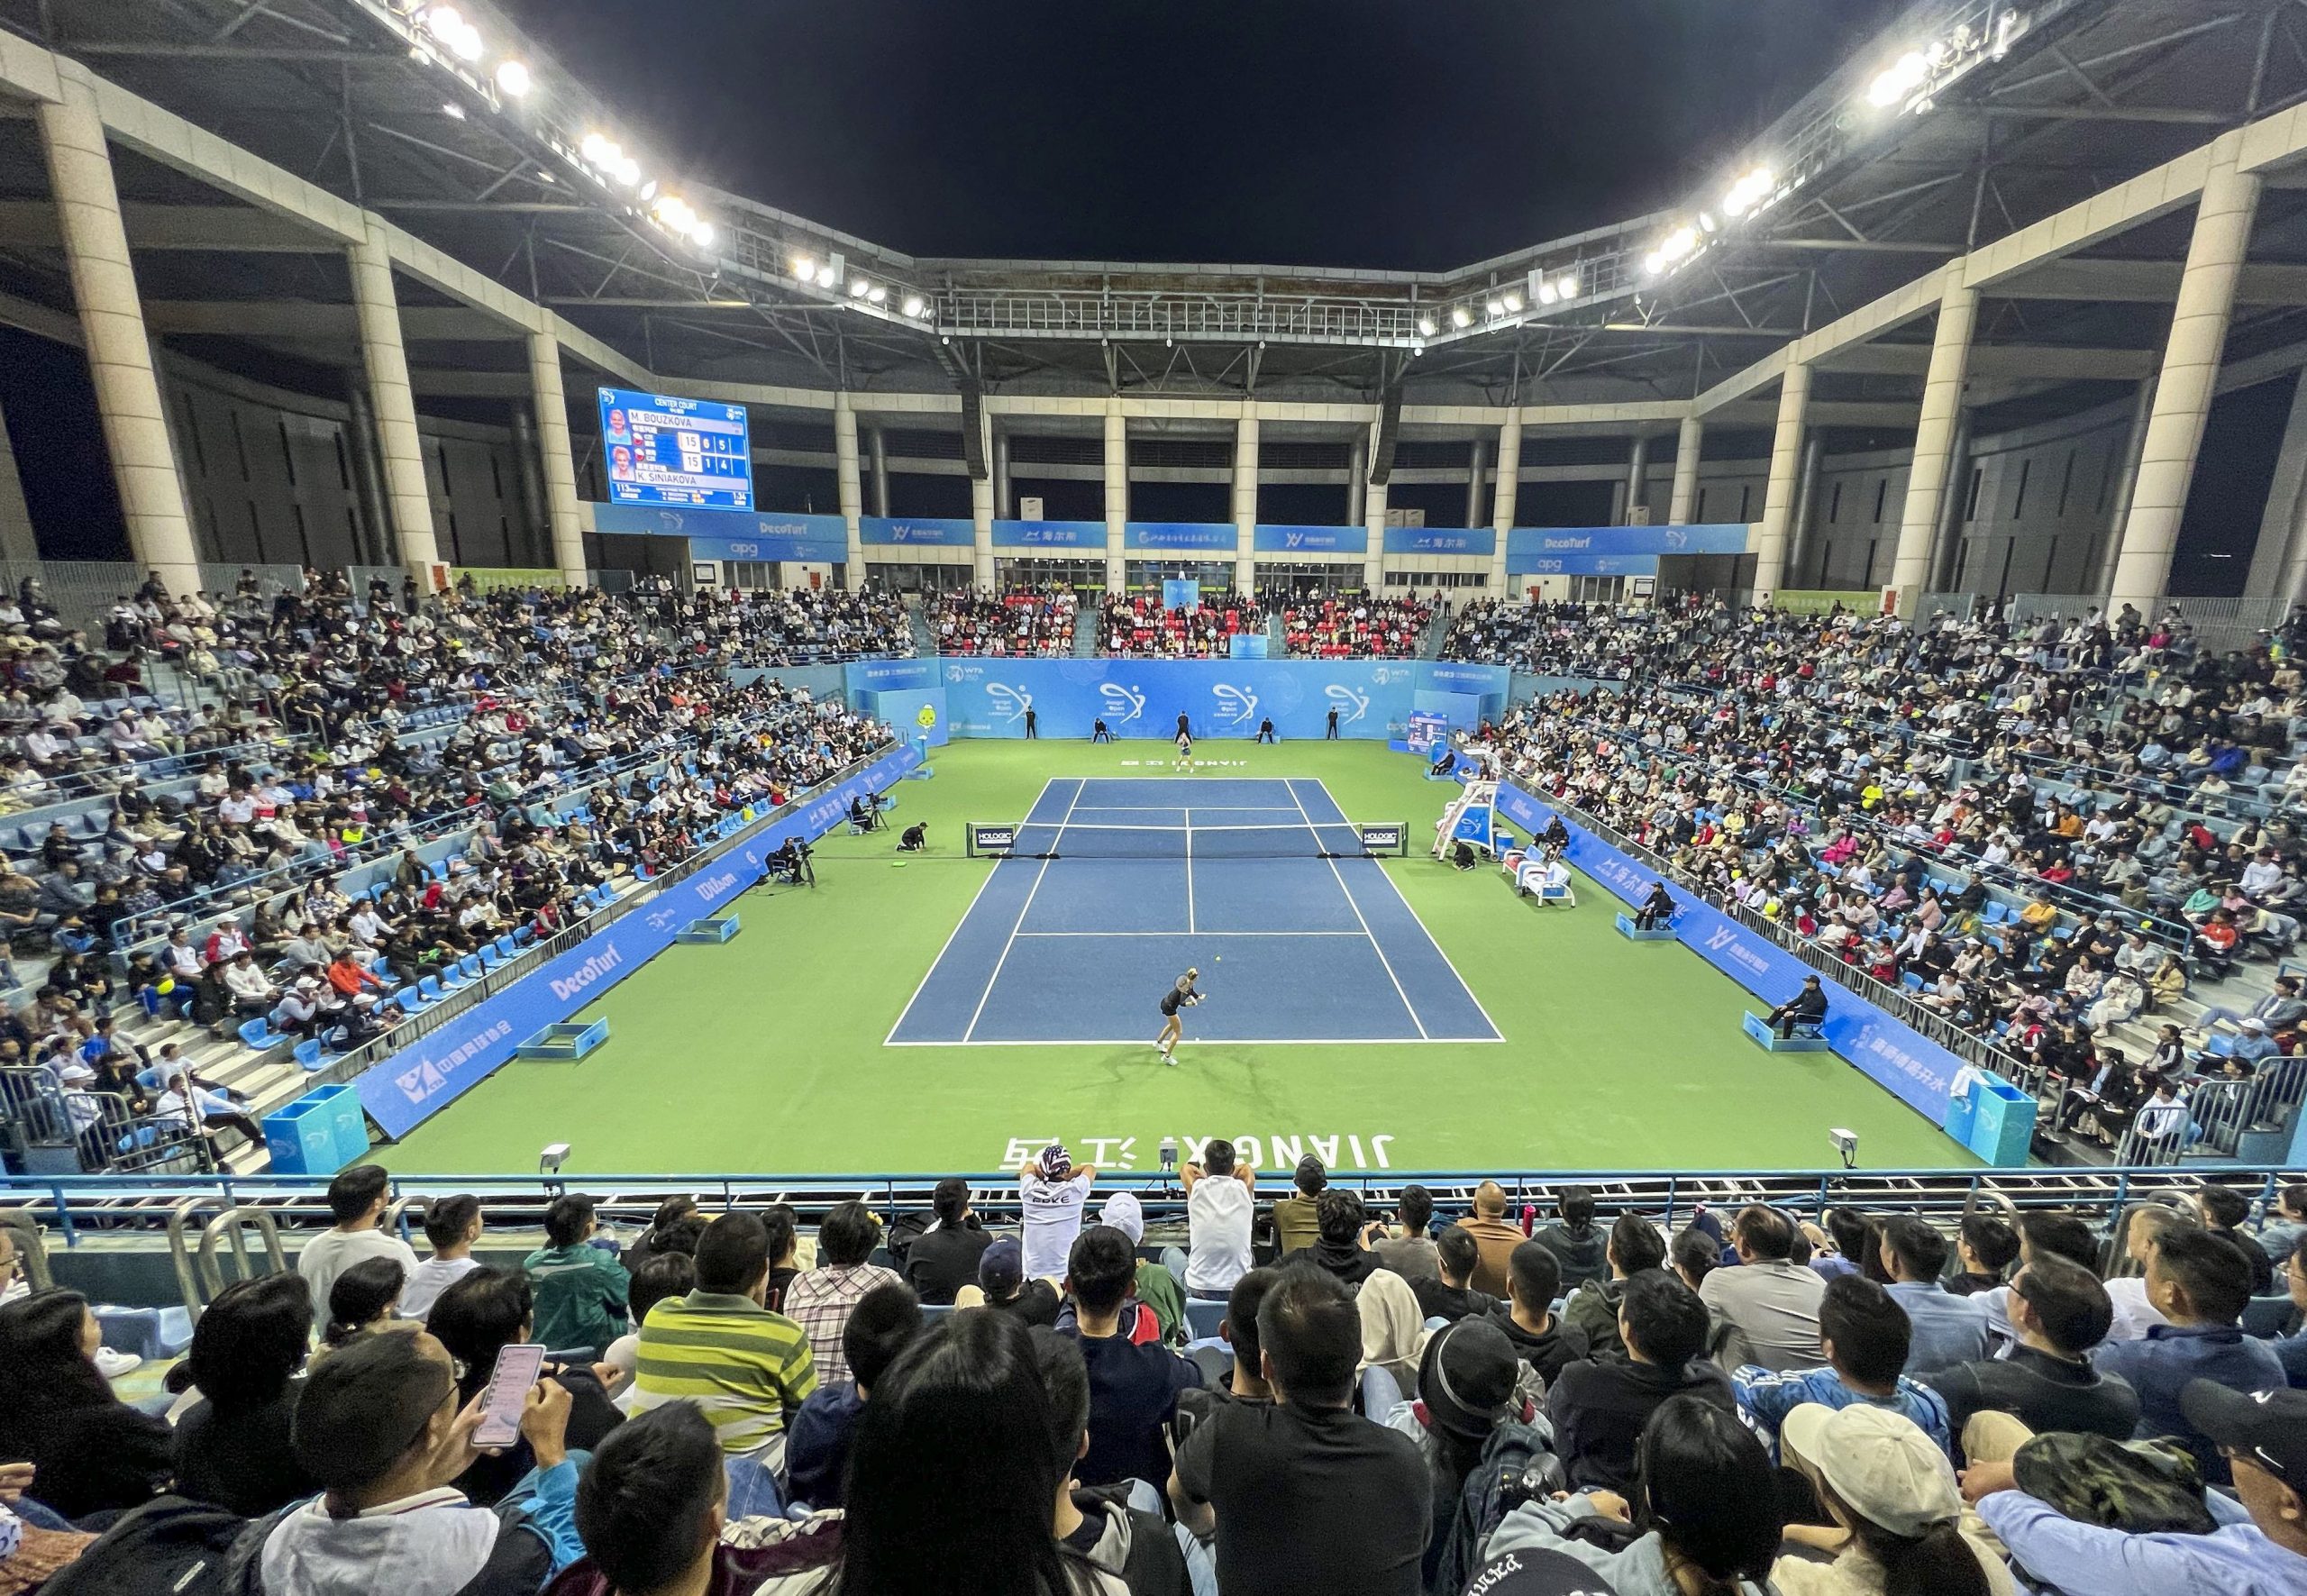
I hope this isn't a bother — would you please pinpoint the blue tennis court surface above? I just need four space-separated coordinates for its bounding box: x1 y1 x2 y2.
889 777 1500 1045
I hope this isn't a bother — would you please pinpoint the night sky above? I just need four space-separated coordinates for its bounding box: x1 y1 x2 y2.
496 0 1911 270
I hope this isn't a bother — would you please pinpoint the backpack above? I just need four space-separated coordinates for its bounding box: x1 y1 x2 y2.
1433 1419 1561 1596
1071 1486 1192 1596
38 1496 263 1596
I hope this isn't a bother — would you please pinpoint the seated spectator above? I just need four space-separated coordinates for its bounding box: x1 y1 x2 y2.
1372 1184 1439 1283
1272 1155 1326 1257
1490 1240 1586 1385
1412 1225 1501 1324
1305 1189 1381 1286
401 1193 483 1321
1484 1392 1783 1596
1530 1185 1609 1292
1178 1138 1255 1300
318 1256 411 1354
898 1178 989 1305
2259 1181 2307 1268
296 1162 419 1323
0 1289 171 1520
598 1253 693 1407
955 1236 1062 1326
1169 1267 1427 1595
1561 1210 1667 1360
2093 1223 2286 1483
1059 1226 1199 1489
1732 1275 1954 1461
258 1330 581 1596
429 1267 623 1507
1454 1180 1524 1298
628 1210 817 1462
1548 1269 1735 1492
2194 1182 2277 1296
1772 1403 2008 1594
783 1201 903 1388
1374 1316 1526 1592
1700 1205 1827 1372
171 1272 321 1517
617 1198 701 1278
1031 1328 1201 1596
1964 1380 2307 1596
1923 1252 2140 1454
1096 1194 1184 1345
1876 1216 1990 1374
785 1281 923 1510
1947 1213 2019 1297
524 1195 630 1360
1355 1268 1427 1400
1671 1224 1722 1296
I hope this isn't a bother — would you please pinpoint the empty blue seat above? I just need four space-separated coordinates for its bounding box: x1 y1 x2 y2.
293 1038 324 1070
393 985 429 1013
417 975 446 1003
237 1017 277 1050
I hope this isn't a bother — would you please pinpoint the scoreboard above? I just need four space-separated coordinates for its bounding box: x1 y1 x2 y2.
597 387 753 511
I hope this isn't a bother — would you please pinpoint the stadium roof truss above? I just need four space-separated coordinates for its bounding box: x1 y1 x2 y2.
4 0 2307 426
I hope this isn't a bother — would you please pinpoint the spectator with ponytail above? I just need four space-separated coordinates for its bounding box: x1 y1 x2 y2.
318 1255 409 1354
172 1272 319 1516
1772 1401 2011 1594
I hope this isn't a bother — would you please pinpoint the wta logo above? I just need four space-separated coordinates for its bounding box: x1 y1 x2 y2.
1324 683 1371 725
986 683 1035 724
1212 684 1259 725
1099 682 1146 724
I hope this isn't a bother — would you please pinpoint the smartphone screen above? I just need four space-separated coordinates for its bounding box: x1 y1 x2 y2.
473 1343 546 1448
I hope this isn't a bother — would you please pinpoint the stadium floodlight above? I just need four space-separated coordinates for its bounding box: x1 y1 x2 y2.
1642 252 1664 278
1867 50 1930 107
1501 290 1524 315
901 295 925 317
849 278 871 298
1556 273 1579 301
1484 298 1504 319
1449 305 1473 329
494 59 532 97
579 132 611 164
866 285 889 306
791 253 814 280
422 5 482 61
816 263 840 287
1721 166 1775 218
1417 315 1437 337
614 155 641 187
691 222 716 249
1535 281 1556 306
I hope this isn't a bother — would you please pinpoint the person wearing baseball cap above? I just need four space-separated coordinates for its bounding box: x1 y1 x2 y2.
1774 1401 2011 1594
1964 1380 2307 1594
952 1236 1059 1327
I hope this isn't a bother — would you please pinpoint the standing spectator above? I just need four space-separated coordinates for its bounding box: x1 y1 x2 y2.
1372 1184 1440 1283
628 1210 817 1462
1019 1144 1099 1283
1060 1227 1199 1489
296 1163 419 1320
900 1179 990 1305
1923 1253 2141 1451
0 1290 172 1520
1771 1404 2005 1594
1271 1155 1327 1256
1731 1276 1954 1461
1700 1206 1826 1372
1547 1270 1736 1493
171 1272 321 1517
1178 1138 1255 1300
1490 1241 1586 1385
784 1281 924 1511
1169 1267 1427 1596
524 1195 630 1359
1454 1180 1527 1298
784 1201 903 1390
1561 1211 1667 1360
1876 1217 1990 1374
1529 1185 1609 1291
401 1193 482 1321
2093 1224 2286 1483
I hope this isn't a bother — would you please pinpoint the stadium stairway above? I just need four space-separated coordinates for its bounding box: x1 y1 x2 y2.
1418 606 1451 659
907 597 938 657
1073 619 1099 658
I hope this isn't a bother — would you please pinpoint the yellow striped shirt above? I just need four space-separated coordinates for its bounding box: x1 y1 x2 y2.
628 1289 817 1453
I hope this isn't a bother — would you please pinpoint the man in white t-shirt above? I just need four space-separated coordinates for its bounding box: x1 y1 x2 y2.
399 1192 483 1320
296 1163 419 1317
1017 1142 1097 1281
1178 1137 1255 1300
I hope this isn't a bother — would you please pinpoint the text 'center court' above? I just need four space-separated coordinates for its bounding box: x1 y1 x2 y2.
889 776 1500 1045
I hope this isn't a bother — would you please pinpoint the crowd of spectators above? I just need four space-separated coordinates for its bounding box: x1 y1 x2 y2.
930 587 1079 656
1097 593 1265 659
0 570 893 1172
1278 595 1433 659
1 1162 2302 1596
1454 596 2307 1154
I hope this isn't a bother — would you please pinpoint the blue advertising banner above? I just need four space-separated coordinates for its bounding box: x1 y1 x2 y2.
860 516 976 547
1383 526 1497 557
992 519 1106 550
597 388 753 511
845 658 937 694
940 659 1435 740
1505 523 1749 570
356 743 921 1136
1125 522 1236 552
1254 524 1368 555
1162 579 1202 612
1418 661 1511 698
592 503 850 564
1489 780 1956 1126
1513 553 1661 578
1228 633 1270 660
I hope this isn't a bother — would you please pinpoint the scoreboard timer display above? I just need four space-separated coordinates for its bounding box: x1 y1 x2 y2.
597 387 753 511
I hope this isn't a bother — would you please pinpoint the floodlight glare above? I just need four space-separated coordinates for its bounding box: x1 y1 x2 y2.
849 278 871 298
1535 282 1556 306
866 285 889 305
440 102 465 120
1417 315 1437 337
691 223 716 248
1556 274 1579 301
614 156 641 187
579 132 610 164
902 295 926 318
1869 50 1930 107
1449 306 1473 329
1501 290 1524 314
1721 166 1775 218
791 254 814 280
1484 298 1504 318
1642 252 1664 278
494 59 532 97
816 264 839 287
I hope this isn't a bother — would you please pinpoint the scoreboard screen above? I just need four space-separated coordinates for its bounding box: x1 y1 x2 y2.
597 387 753 511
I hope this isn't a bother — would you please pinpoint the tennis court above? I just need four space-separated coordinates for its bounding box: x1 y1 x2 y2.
888 776 1500 1045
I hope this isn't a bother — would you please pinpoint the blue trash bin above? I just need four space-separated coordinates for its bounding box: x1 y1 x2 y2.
265 1086 362 1176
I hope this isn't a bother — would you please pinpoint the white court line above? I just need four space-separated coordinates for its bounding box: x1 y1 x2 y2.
888 1034 1505 1047
1183 807 1194 933
1012 929 1368 937
1287 778 1427 1041
962 777 1078 1042
1353 835 1509 1044
883 775 1056 1046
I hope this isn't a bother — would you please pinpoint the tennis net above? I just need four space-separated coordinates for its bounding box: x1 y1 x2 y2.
968 818 1409 860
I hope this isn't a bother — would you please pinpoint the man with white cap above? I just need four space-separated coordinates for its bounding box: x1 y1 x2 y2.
1962 1380 2307 1595
1099 1190 1184 1345
1772 1401 2013 1594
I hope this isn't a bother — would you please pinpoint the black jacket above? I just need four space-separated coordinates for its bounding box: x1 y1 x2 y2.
901 1223 992 1305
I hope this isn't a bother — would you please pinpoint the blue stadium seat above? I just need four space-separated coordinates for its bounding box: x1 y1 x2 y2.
237 1017 278 1050
417 976 446 1004
294 1038 324 1071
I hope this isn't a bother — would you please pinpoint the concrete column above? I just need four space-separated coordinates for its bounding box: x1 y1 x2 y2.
506 401 545 565
1786 433 1826 587
1103 397 1127 589
970 406 995 588
0 400 40 563
870 426 891 518
343 378 392 567
1489 412 1521 594
1624 433 1653 524
1345 434 1367 528
1362 418 1388 591
2110 130 2261 612
35 65 200 594
1466 435 1490 531
1232 405 1259 593
834 393 864 592
2256 369 2307 605
989 428 1008 524
524 333 587 586
347 216 441 579
2094 377 2157 597
1752 362 1811 604
1927 409 1975 594
1667 415 1703 525
1890 264 1980 597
